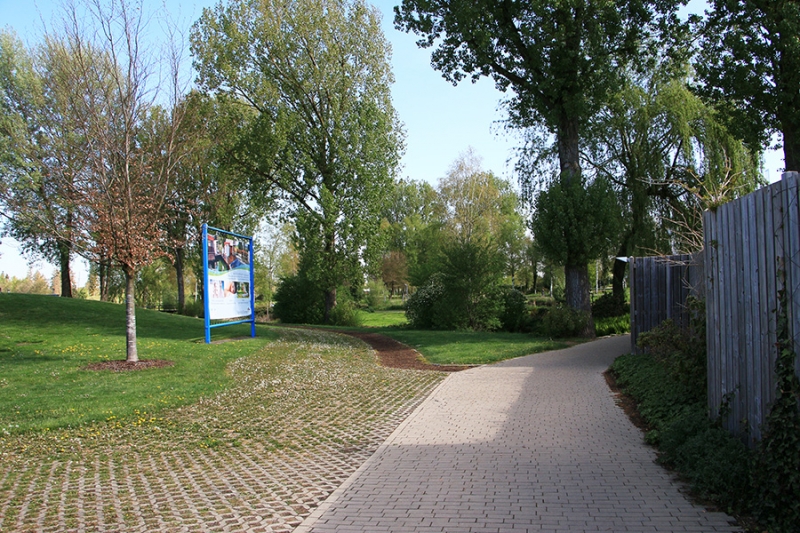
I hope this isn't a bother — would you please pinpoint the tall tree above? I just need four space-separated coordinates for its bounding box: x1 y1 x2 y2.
698 1 800 171
395 0 683 334
584 72 762 298
0 31 89 297
192 0 403 323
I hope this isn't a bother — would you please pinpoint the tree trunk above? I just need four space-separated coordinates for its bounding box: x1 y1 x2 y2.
98 259 110 302
323 287 337 324
565 262 595 337
322 228 337 324
174 246 185 314
124 268 138 362
58 241 73 298
783 123 800 173
558 114 594 336
612 240 630 301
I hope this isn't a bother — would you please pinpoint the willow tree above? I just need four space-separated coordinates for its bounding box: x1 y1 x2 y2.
192 0 402 323
395 0 683 334
584 73 763 298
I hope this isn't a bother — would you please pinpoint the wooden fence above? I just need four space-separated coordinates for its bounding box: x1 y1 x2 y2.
629 253 705 354
629 172 800 446
704 172 800 446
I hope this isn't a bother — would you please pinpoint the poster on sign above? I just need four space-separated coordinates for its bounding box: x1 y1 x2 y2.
202 224 256 343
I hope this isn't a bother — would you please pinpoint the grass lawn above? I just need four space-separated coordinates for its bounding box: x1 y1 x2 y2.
0 293 279 434
375 329 573 365
332 309 577 366
358 309 408 327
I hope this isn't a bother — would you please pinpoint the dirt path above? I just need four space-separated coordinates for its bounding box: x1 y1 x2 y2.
334 331 470 372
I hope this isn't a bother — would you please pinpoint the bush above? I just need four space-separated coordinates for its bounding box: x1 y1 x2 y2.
364 279 388 311
594 315 630 336
591 291 628 318
405 274 446 329
272 273 324 324
499 289 529 332
542 305 590 338
328 289 363 327
181 299 204 318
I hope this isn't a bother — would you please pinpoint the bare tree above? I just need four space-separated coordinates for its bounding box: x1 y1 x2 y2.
57 0 190 362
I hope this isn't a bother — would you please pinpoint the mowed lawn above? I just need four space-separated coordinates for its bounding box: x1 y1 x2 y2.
357 309 574 365
0 293 278 434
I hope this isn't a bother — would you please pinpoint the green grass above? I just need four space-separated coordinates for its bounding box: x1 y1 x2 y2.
368 328 572 365
358 309 408 327
311 309 578 365
0 293 279 435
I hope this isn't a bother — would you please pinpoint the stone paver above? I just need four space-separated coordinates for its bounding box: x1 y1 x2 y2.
0 332 446 533
296 335 742 533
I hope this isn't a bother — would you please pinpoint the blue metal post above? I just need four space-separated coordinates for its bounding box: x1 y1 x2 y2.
249 235 256 338
202 224 212 344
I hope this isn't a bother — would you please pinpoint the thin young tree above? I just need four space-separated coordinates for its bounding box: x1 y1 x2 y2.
60 0 190 362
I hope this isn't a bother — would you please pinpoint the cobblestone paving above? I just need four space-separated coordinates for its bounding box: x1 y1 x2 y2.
0 328 446 532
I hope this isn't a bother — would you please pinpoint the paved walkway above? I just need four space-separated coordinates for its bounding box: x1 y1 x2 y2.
296 335 741 533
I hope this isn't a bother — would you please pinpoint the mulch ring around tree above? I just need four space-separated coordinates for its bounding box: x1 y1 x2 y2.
83 359 175 372
341 331 471 372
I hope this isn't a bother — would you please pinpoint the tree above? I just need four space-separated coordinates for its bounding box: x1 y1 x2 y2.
395 0 683 334
698 1 800 171
584 71 762 298
192 0 403 324
0 31 89 298
57 0 190 362
381 250 408 296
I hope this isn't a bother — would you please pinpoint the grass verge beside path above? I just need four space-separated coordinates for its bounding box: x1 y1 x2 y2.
377 329 574 365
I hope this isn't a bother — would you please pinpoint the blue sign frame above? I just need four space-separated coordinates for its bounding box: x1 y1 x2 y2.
202 223 256 343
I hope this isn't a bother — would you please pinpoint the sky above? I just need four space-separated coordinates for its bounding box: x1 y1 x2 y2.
0 0 786 281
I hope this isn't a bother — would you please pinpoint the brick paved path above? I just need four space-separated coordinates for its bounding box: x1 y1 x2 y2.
297 335 742 533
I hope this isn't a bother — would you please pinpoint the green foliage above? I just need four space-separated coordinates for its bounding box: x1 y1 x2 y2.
272 273 324 325
327 288 363 328
192 0 402 321
591 292 628 318
499 289 529 333
405 240 505 331
364 279 388 311
594 315 630 337
404 273 446 329
658 406 753 510
530 175 622 267
636 298 706 394
542 306 590 338
698 0 800 169
610 351 754 515
751 289 800 533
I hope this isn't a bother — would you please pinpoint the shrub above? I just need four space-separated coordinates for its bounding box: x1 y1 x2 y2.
328 289 363 327
637 321 706 396
591 291 628 318
594 314 630 336
499 289 529 332
405 274 446 329
272 273 324 324
364 279 388 311
543 305 590 338
181 299 204 318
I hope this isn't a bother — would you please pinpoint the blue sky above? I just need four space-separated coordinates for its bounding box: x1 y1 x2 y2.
0 0 786 280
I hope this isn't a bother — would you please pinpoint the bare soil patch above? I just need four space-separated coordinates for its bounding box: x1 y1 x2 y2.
83 359 174 372
341 331 470 372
